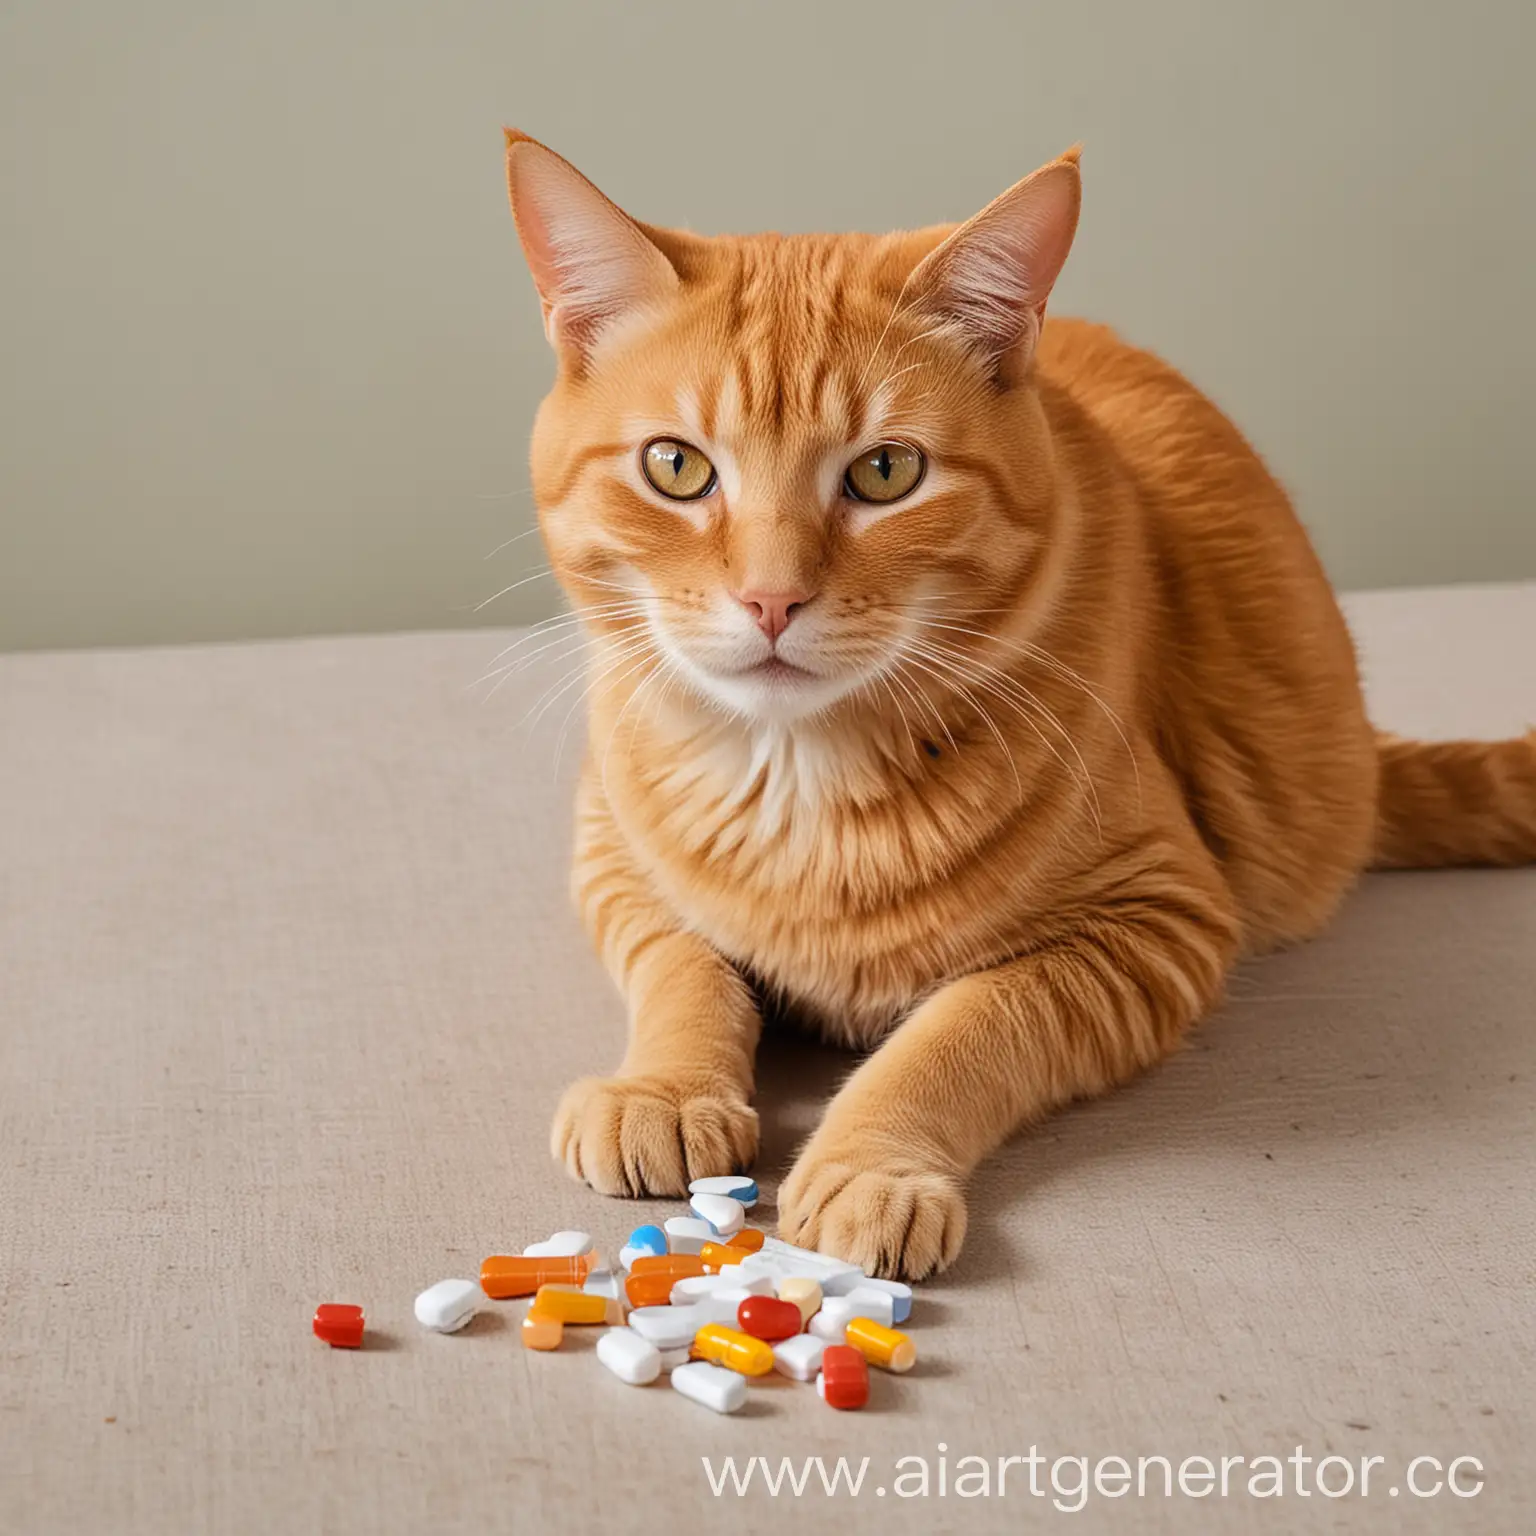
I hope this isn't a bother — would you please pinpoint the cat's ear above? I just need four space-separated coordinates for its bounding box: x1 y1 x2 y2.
908 147 1082 381
504 130 679 361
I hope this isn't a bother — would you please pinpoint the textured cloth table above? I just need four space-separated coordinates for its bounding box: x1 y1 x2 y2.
2 584 1533 1535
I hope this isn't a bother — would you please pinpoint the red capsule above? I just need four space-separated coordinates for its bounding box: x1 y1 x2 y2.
313 1303 365 1348
736 1294 803 1342
817 1344 869 1410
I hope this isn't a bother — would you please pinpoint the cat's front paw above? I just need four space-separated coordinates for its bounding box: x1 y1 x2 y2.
550 1075 758 1198
777 1143 967 1281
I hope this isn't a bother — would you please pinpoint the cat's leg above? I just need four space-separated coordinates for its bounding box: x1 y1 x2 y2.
550 775 760 1197
777 853 1239 1278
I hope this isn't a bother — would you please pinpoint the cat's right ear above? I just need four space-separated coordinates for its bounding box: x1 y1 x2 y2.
503 130 679 361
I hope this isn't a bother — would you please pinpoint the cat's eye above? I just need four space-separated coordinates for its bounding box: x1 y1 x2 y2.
843 442 925 504
641 438 716 501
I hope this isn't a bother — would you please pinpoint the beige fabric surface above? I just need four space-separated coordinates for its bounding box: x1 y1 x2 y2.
2 583 1533 1535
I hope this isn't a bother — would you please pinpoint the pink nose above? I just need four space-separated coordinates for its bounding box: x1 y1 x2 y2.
734 588 810 642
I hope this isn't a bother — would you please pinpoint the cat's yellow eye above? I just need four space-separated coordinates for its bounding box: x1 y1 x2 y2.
844 442 924 504
642 438 716 501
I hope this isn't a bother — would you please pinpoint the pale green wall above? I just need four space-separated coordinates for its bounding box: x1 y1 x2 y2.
2 0 1533 651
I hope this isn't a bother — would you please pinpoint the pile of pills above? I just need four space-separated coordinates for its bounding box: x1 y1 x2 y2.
312 1174 917 1413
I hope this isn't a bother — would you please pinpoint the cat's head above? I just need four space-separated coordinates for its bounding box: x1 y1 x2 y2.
505 131 1081 727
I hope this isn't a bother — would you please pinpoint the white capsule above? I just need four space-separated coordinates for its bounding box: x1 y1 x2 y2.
808 1297 859 1343
821 1271 913 1323
521 1229 593 1258
596 1327 662 1385
657 1345 690 1372
839 1285 896 1329
413 1278 482 1334
689 1289 755 1328
664 1217 716 1255
773 1333 826 1383
670 1274 737 1305
689 1192 746 1237
688 1175 758 1209
626 1304 703 1351
671 1360 747 1414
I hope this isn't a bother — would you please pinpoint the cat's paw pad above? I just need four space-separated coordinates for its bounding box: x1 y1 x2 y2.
777 1152 967 1281
550 1076 758 1198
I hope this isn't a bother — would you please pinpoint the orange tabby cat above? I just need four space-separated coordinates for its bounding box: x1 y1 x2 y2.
502 130 1536 1279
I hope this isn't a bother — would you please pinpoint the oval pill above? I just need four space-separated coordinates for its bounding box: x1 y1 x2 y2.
596 1327 662 1385
731 1228 766 1253
736 1295 803 1342
822 1271 913 1324
627 1224 669 1257
840 1285 896 1329
690 1323 774 1377
690 1192 746 1237
845 1316 916 1373
817 1344 869 1409
480 1254 592 1299
777 1278 822 1326
626 1305 704 1351
688 1175 758 1207
671 1360 747 1414
520 1311 563 1351
413 1279 482 1334
773 1333 826 1383
663 1217 716 1254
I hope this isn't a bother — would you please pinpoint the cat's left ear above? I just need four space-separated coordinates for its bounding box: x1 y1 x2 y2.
503 129 679 362
908 147 1082 383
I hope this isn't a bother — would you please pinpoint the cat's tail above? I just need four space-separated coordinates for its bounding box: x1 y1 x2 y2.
1372 729 1536 868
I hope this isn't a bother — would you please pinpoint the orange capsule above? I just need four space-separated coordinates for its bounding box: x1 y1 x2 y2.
625 1270 682 1309
520 1310 563 1351
627 1254 707 1279
480 1254 592 1299
844 1316 916 1373
529 1284 621 1325
731 1228 766 1254
699 1242 755 1273
312 1303 364 1348
690 1323 774 1377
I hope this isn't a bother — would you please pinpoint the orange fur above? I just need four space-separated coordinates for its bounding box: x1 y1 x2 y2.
503 132 1536 1278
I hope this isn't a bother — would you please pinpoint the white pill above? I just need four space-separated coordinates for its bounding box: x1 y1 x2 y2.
821 1271 913 1323
689 1192 746 1237
773 1333 826 1382
738 1237 864 1289
840 1285 896 1329
672 1360 746 1414
596 1327 662 1385
671 1274 735 1305
658 1345 690 1372
627 1304 703 1351
715 1266 774 1295
618 1244 647 1271
689 1175 758 1209
691 1289 755 1328
413 1278 482 1334
584 1269 625 1304
808 1297 859 1343
664 1217 716 1255
521 1229 593 1258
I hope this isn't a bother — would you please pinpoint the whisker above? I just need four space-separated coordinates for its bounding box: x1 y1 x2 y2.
473 565 556 612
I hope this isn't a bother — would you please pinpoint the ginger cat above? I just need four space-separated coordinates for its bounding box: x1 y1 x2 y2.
501 131 1536 1280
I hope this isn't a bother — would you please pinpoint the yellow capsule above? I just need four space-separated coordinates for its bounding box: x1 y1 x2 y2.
777 1277 822 1326
698 1241 754 1273
520 1311 563 1351
690 1323 774 1377
529 1284 622 1326
844 1316 915 1373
